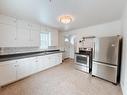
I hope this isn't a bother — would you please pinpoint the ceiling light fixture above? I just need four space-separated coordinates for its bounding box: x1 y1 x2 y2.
59 15 73 24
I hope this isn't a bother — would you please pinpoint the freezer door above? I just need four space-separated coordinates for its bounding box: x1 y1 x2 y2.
92 62 117 83
93 36 119 65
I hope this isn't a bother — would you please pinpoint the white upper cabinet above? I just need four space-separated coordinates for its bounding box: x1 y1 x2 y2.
16 28 30 47
30 24 41 47
17 20 31 29
48 28 58 47
0 15 41 47
30 30 40 47
17 20 40 47
0 24 17 47
31 23 40 31
0 15 59 47
17 20 41 31
0 15 17 47
0 15 16 26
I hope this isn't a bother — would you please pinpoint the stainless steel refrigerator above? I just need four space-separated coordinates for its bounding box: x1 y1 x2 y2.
92 36 122 84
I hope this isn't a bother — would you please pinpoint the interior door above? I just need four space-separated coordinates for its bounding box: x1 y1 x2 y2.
93 36 119 65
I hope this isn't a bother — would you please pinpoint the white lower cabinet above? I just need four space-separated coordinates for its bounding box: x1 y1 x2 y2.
0 53 62 86
49 53 62 67
16 57 37 80
57 53 62 64
36 55 49 72
48 54 57 67
36 53 62 72
0 60 17 86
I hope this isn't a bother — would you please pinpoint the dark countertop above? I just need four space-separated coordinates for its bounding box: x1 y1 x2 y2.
0 50 64 62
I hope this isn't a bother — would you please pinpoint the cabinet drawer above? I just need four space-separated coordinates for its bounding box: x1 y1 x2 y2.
92 62 117 83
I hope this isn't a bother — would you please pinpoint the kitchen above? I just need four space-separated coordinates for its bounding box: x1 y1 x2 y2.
0 0 127 95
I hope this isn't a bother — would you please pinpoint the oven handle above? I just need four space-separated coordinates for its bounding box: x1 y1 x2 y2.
75 54 89 57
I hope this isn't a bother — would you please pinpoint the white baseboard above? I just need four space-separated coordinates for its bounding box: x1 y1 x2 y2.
121 82 127 95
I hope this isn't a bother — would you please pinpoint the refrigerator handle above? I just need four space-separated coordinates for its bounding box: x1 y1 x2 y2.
93 42 95 59
93 62 117 68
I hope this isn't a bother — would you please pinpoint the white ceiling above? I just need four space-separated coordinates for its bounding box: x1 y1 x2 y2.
0 0 126 31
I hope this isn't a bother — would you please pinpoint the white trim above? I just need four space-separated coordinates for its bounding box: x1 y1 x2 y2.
121 82 127 95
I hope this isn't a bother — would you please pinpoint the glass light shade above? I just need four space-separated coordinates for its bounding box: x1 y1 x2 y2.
59 15 73 24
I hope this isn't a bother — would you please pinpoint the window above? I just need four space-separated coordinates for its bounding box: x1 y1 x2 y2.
40 32 51 49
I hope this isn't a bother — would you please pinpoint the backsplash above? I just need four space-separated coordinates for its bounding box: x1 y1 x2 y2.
0 47 60 55
48 46 58 50
0 47 41 55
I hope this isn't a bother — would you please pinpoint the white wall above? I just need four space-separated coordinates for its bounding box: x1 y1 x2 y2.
64 20 121 37
63 20 122 58
121 2 127 95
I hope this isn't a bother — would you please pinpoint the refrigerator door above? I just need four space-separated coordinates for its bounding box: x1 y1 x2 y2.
92 61 117 83
93 36 119 65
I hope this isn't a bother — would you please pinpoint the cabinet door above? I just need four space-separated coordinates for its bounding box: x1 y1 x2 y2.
48 54 61 68
56 53 62 64
50 30 58 46
30 30 40 47
0 61 17 86
49 54 57 66
0 24 16 47
27 57 37 75
0 15 16 26
16 28 30 47
17 20 30 29
16 59 29 79
17 57 37 79
50 53 62 66
36 56 44 72
31 23 40 31
36 55 49 72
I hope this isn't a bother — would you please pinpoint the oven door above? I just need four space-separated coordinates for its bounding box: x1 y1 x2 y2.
75 54 89 67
